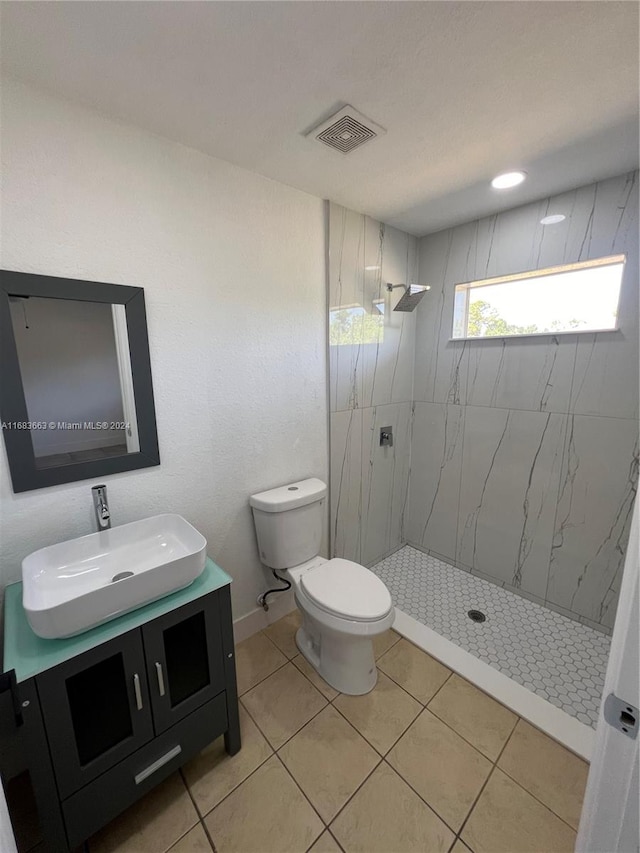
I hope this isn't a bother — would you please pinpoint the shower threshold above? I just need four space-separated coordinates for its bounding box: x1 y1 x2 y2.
370 545 610 759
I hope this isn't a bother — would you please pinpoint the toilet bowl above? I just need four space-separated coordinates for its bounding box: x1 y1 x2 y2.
249 478 394 695
289 556 394 694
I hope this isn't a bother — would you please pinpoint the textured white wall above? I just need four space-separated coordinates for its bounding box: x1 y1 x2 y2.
0 78 328 621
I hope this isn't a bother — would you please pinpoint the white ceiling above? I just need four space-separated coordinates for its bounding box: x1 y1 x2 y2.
2 1 638 236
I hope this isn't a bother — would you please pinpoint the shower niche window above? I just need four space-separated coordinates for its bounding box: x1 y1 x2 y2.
330 285 427 346
329 302 384 346
451 254 626 340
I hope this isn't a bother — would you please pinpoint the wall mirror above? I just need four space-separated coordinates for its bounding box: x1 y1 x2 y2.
1 270 160 492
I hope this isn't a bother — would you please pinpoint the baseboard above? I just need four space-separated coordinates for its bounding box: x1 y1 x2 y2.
393 607 595 761
233 589 297 644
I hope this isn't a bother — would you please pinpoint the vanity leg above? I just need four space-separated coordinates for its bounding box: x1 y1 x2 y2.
219 587 241 756
224 717 241 756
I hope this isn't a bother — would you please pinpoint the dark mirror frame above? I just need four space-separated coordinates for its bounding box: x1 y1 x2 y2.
1 270 160 493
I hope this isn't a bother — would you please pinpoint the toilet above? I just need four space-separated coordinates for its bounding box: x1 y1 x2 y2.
250 477 394 695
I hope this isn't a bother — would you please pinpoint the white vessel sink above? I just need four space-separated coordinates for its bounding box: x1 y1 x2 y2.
22 514 207 639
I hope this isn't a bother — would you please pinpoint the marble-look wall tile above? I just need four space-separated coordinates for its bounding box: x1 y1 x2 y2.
361 220 418 408
405 402 464 560
414 225 475 404
569 174 639 420
329 205 418 569
462 172 638 284
465 335 576 413
547 414 639 628
360 402 412 566
406 172 638 631
415 171 639 417
329 173 637 633
456 406 566 600
328 203 365 412
329 204 418 413
330 408 363 564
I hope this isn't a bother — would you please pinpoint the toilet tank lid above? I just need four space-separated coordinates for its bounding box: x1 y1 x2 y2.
249 478 327 513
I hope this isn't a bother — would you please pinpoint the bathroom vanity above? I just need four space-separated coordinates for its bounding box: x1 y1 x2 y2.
0 558 240 851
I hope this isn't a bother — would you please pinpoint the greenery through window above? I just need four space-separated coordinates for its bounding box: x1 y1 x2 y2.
452 255 625 340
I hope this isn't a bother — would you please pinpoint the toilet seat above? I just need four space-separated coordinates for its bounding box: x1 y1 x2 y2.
300 558 392 622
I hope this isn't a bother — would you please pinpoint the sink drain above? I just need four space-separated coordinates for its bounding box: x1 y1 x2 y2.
111 571 134 583
468 609 486 623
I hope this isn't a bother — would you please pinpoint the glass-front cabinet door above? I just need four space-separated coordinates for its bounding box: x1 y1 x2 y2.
142 594 224 734
36 632 154 799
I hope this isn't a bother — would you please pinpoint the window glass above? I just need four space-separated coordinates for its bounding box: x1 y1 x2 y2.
451 255 625 340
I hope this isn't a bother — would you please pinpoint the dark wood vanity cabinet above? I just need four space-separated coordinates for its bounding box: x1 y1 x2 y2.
1 581 240 852
141 595 226 734
37 629 156 799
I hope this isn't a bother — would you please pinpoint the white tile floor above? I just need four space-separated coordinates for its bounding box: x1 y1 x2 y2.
371 546 610 728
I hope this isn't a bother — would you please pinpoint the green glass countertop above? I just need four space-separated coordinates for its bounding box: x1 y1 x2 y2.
4 557 232 683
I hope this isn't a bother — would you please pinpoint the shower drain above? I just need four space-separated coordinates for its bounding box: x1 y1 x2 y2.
467 609 486 623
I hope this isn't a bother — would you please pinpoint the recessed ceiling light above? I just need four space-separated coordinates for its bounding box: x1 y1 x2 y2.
365 265 380 271
491 171 527 190
540 214 566 225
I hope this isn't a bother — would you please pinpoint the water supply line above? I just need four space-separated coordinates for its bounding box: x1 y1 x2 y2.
257 569 292 611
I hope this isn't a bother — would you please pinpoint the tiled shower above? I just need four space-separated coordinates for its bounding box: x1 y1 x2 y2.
329 171 639 728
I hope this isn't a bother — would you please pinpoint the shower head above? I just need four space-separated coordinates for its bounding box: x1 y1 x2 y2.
386 283 431 312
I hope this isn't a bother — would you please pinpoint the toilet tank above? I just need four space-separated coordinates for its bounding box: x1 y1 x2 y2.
249 478 327 570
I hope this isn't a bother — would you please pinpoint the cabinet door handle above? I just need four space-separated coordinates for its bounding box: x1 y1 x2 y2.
134 745 182 785
155 662 166 697
133 673 143 711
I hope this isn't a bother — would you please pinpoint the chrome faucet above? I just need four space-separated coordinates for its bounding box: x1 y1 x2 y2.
91 484 111 531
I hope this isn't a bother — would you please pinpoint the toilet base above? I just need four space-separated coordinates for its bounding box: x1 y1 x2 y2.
295 622 378 696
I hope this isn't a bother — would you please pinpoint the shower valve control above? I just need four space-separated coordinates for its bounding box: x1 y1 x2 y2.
380 427 393 447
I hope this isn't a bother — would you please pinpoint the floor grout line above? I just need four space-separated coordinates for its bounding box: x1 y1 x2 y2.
200 818 218 853
328 695 406 760
252 621 523 842
194 745 276 822
321 756 384 833
375 660 523 767
494 764 582 834
376 665 451 709
236 617 585 843
178 767 219 851
272 752 328 836
380 755 470 840
240 687 330 754
237 658 290 698
455 713 520 841
179 774 219 852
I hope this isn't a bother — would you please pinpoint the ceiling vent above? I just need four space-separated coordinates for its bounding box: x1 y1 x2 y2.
307 105 386 154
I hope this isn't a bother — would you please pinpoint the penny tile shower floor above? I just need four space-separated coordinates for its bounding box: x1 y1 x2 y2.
32 612 585 853
371 545 610 728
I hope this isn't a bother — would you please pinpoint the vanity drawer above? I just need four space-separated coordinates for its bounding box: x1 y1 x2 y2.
62 691 228 849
